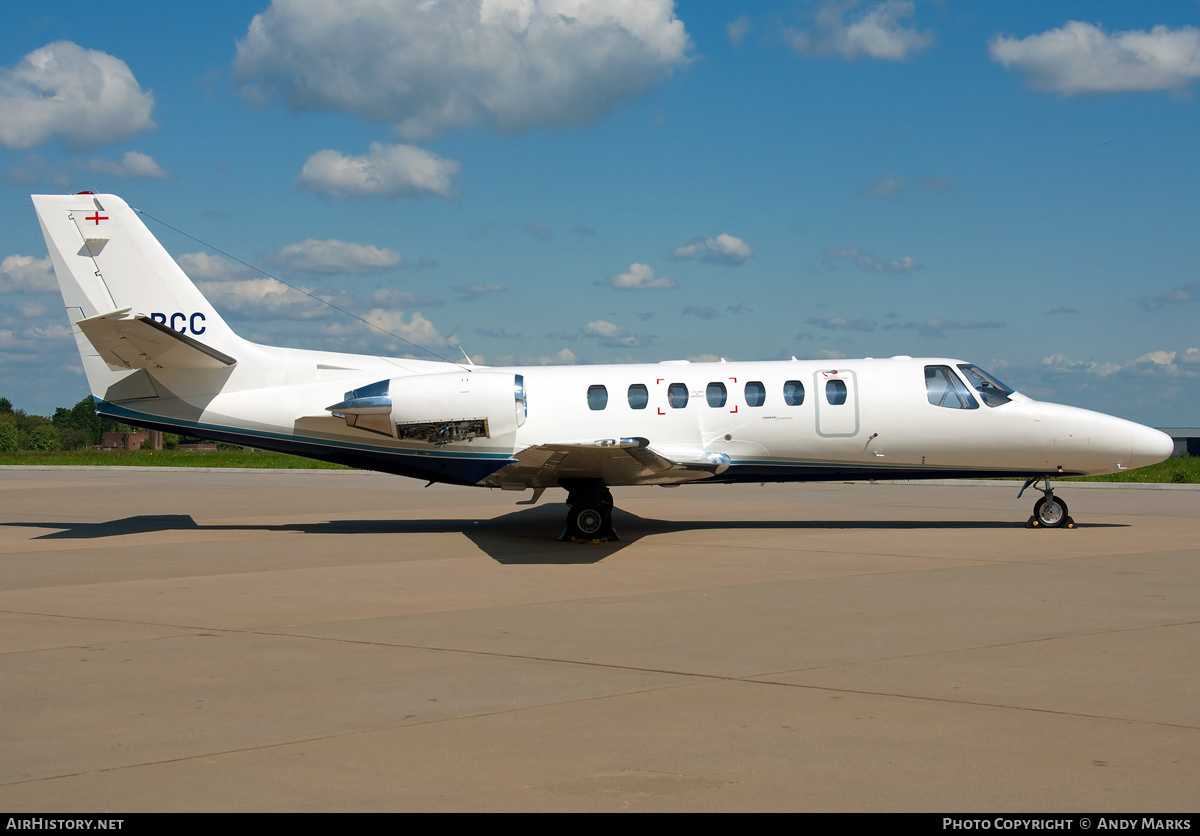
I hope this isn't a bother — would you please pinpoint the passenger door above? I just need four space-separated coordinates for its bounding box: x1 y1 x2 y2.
814 369 859 437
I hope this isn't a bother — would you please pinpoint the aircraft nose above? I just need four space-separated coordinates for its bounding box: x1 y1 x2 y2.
1129 424 1174 469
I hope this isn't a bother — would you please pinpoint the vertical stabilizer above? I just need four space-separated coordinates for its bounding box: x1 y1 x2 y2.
32 193 243 398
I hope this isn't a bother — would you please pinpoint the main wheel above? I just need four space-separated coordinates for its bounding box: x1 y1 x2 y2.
574 505 605 537
1033 495 1068 528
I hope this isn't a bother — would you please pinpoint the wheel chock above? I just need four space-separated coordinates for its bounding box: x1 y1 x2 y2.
1025 515 1076 529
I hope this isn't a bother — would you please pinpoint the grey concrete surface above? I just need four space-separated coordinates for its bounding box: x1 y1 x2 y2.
0 468 1196 811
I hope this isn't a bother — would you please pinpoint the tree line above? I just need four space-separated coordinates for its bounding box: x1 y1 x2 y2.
0 395 180 452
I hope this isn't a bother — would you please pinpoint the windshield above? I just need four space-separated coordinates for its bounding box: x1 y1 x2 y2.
957 364 1015 407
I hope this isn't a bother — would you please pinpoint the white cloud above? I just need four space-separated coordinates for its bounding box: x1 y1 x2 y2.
521 221 552 240
176 252 258 282
825 247 919 273
362 309 450 348
235 0 691 138
582 319 651 348
859 175 906 197
584 320 626 340
887 318 1006 337
601 262 677 290
670 233 754 265
543 348 576 365
785 1 932 61
0 255 56 294
197 276 326 319
265 239 403 274
179 251 352 319
990 22 1200 95
370 288 444 308
453 283 508 301
83 151 169 179
298 142 458 198
1142 280 1199 309
1041 349 1200 379
475 326 521 339
918 175 958 193
727 16 751 48
809 316 878 332
0 41 155 150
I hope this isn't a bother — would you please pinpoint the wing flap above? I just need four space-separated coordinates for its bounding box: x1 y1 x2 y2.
76 310 237 371
482 437 730 489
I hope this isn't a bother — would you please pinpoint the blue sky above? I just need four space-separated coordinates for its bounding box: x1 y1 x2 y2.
1 1 1197 425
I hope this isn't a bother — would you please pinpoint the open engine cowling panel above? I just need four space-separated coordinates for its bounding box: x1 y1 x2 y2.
327 371 526 445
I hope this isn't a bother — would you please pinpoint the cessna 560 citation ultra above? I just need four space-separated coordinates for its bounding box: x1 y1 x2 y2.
34 193 1173 541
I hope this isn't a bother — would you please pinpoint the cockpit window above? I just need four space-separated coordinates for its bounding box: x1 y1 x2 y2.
957 364 1013 407
925 366 979 410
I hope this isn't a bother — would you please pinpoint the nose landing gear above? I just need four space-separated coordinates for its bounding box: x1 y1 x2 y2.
1020 477 1076 529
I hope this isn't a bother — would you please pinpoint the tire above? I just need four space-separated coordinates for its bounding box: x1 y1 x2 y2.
1033 496 1068 528
571 505 606 538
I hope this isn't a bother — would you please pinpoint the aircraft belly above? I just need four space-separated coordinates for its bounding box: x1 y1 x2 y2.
96 398 516 486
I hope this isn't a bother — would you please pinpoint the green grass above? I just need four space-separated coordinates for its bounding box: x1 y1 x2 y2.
1065 457 1200 484
0 449 351 469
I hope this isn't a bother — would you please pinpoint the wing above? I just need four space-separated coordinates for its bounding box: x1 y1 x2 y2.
76 309 237 371
481 437 730 489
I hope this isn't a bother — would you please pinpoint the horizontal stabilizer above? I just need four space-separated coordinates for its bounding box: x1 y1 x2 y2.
76 310 237 371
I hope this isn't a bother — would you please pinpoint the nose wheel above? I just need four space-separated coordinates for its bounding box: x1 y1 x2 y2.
1020 477 1076 529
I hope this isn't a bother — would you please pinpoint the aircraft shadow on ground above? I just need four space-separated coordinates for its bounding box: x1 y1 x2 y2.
4 503 1125 565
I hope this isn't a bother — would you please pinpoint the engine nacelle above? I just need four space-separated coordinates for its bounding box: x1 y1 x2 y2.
327 371 526 445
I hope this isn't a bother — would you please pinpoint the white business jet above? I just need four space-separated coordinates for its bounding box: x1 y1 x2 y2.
33 193 1173 541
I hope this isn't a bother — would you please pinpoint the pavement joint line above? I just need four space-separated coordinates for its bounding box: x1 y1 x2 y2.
0 545 1177 643
5 615 1199 788
748 618 1200 679
0 680 701 791
5 637 1197 791
744 677 1200 731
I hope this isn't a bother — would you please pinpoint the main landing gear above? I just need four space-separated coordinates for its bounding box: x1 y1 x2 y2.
560 480 618 543
1019 477 1076 529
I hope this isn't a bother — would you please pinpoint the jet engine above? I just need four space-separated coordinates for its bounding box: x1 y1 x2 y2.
327 371 526 445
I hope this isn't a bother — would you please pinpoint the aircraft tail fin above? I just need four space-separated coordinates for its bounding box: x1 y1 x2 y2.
32 193 243 398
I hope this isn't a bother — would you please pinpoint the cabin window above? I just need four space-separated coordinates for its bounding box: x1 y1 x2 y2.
783 380 805 406
745 381 766 407
627 383 648 410
587 385 608 411
924 366 978 409
957 364 1013 407
706 382 727 408
667 382 689 408
825 379 848 405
